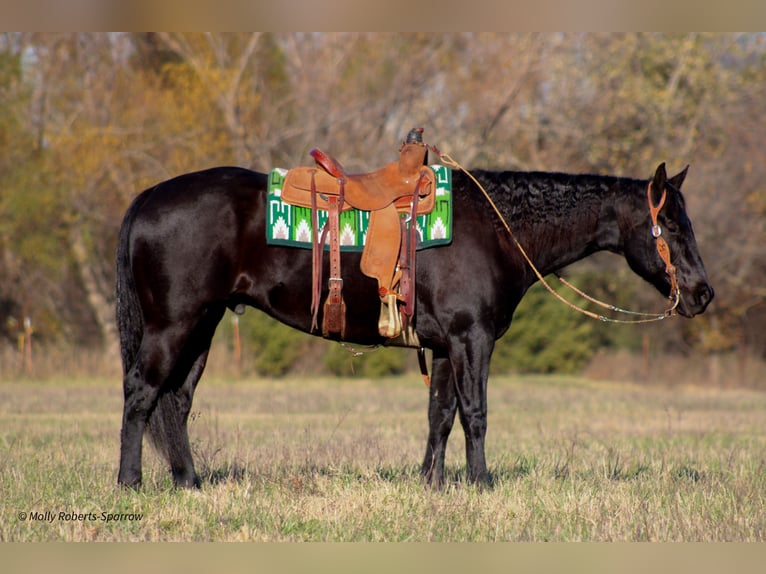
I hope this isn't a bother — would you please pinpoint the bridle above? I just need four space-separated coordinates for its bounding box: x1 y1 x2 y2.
438 151 681 324
647 181 680 310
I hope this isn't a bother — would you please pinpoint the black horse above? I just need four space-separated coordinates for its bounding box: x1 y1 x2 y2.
116 161 713 489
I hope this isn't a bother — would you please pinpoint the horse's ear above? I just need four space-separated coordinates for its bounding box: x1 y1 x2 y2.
651 162 667 203
668 165 689 190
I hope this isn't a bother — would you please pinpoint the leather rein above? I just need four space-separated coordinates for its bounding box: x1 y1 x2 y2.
437 151 681 324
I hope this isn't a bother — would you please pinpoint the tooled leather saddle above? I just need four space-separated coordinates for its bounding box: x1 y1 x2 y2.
280 128 436 340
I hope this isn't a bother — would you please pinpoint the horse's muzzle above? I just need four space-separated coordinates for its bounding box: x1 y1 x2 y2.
679 283 714 317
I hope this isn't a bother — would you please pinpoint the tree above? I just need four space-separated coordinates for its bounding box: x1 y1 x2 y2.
1 33 764 377
492 279 599 374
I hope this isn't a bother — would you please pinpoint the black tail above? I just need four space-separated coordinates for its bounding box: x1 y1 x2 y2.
115 190 150 377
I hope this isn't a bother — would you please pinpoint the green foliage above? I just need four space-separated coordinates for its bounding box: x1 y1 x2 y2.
248 320 307 378
218 311 310 378
0 50 21 86
563 266 649 353
323 344 408 378
492 278 600 374
0 161 70 273
257 33 290 95
0 51 24 152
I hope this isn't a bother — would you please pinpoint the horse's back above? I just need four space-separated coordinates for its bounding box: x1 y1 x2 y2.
134 167 267 217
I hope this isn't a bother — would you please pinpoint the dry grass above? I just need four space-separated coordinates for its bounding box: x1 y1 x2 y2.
1 370 765 541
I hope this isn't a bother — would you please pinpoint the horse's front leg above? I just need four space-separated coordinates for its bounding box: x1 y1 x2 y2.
449 328 494 485
421 350 458 488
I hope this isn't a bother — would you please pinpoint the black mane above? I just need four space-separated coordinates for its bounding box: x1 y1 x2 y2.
472 169 646 226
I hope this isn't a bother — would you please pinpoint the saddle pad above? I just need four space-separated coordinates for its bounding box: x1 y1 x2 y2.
266 165 452 252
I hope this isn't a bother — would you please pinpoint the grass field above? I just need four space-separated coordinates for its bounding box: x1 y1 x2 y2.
1 372 765 541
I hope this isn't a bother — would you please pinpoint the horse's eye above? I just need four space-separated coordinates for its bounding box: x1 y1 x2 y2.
662 218 680 235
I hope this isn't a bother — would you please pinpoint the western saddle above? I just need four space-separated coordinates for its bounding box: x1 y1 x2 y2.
281 128 436 341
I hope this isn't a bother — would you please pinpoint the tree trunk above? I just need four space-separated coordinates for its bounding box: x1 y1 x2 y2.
69 225 120 362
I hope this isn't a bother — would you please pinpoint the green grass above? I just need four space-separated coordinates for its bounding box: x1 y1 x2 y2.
1 374 765 541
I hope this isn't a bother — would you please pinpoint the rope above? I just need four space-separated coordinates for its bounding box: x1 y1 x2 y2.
437 152 678 324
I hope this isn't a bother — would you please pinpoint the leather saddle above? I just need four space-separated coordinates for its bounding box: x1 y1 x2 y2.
281 129 436 340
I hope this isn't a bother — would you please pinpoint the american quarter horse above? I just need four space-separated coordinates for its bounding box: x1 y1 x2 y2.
116 160 713 488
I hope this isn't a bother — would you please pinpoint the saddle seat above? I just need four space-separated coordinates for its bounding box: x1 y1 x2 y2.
282 146 436 214
280 131 436 340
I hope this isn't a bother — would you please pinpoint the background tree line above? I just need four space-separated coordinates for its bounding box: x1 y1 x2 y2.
0 33 764 379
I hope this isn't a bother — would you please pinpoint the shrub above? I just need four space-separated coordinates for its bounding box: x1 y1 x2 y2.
323 344 408 378
492 278 599 374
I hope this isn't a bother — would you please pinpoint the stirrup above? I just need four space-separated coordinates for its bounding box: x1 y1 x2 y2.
378 293 402 339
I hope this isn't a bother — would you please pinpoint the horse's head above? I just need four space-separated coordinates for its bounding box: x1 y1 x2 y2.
622 163 714 318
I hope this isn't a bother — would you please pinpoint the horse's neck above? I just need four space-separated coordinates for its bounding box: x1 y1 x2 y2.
503 173 628 276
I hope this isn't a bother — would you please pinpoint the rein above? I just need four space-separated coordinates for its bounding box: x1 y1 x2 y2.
436 151 680 324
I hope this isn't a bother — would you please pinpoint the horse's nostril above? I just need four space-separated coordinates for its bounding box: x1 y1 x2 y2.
697 285 714 309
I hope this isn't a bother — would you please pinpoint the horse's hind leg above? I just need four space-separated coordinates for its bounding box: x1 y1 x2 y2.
149 350 209 488
118 358 162 489
146 306 225 488
118 311 219 489
118 330 179 489
421 350 458 488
